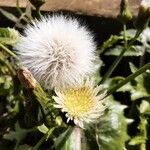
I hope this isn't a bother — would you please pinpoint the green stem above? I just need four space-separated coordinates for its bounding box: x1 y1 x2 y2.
0 43 19 60
32 128 54 150
123 24 128 47
106 62 150 97
140 47 146 67
36 7 42 19
16 0 32 23
100 44 126 84
100 29 142 84
32 134 47 150
16 0 23 15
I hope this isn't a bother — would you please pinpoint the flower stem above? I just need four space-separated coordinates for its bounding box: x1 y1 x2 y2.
32 128 55 150
140 47 146 67
106 62 150 97
0 43 19 60
123 24 128 47
32 133 48 150
100 29 142 84
16 0 23 15
36 7 42 19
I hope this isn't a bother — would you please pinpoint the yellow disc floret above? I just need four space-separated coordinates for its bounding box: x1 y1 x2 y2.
53 79 106 128
63 87 95 118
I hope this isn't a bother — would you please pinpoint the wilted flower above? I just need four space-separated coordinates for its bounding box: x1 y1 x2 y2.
53 79 106 128
15 15 97 89
17 67 37 89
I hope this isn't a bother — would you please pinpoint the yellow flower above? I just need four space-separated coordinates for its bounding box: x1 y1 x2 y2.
53 79 106 128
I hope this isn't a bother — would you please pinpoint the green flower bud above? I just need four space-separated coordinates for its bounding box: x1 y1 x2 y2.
134 0 150 30
29 0 46 8
118 0 132 24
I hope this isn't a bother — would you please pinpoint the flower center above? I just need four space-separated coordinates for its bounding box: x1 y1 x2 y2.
63 87 95 118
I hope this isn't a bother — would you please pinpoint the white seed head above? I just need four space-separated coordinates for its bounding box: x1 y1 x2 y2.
15 15 97 89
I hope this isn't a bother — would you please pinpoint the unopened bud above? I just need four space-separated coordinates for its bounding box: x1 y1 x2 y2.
118 0 132 24
17 67 37 89
29 0 46 8
134 0 150 30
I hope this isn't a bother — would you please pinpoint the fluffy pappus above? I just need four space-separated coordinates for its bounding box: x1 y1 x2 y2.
15 15 97 89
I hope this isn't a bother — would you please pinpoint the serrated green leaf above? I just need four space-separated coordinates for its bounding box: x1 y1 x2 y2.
105 45 144 56
102 29 147 57
139 100 150 115
3 122 33 143
94 98 129 150
33 84 59 127
0 28 20 45
129 136 146 145
129 117 147 148
99 35 122 54
129 63 150 100
103 76 133 92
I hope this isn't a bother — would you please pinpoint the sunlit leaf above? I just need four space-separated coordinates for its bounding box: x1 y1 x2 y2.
129 117 147 147
94 98 129 150
105 45 144 56
129 63 150 100
99 35 122 54
37 124 49 134
129 136 146 145
139 100 150 115
102 29 148 57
